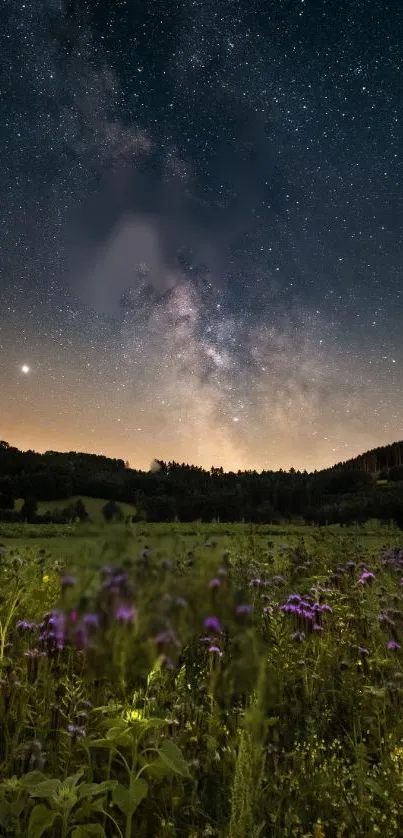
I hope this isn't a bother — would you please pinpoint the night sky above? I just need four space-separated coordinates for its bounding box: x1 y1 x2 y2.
1 0 402 472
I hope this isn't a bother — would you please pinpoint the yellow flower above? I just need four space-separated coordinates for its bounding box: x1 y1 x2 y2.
42 575 50 583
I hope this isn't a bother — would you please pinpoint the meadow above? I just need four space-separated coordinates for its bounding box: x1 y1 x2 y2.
1 520 403 837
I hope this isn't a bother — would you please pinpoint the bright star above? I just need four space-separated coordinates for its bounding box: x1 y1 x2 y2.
21 364 30 374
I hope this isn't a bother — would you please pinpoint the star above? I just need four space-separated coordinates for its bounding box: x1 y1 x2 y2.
21 364 30 375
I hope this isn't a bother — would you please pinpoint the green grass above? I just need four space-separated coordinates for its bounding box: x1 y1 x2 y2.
15 495 137 523
1 524 403 834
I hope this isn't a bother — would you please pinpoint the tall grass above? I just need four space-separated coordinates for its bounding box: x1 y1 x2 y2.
0 530 403 835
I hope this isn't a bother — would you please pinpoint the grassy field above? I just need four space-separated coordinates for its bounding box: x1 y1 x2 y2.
15 495 137 524
1 521 403 836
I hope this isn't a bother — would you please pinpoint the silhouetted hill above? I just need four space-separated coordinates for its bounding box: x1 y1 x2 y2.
333 440 403 478
1 438 403 526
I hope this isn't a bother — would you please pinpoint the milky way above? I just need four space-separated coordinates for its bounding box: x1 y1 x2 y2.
1 0 402 471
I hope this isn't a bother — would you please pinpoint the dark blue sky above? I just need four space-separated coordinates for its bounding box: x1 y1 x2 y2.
1 0 402 471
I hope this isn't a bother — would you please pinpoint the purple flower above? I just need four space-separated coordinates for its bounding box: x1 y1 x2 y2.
208 645 223 657
175 597 187 608
235 603 253 615
73 625 89 650
61 575 76 589
82 613 99 628
287 594 302 604
387 640 401 650
209 578 221 589
313 624 324 632
155 630 172 646
291 631 305 642
378 613 395 627
204 616 221 634
16 620 37 631
249 578 263 587
116 605 136 623
358 571 375 585
67 724 86 738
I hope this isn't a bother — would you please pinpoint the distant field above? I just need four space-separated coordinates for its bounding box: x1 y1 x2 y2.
1 517 401 563
15 495 137 523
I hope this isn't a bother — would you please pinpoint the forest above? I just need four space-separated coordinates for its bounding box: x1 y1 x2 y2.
1 439 403 526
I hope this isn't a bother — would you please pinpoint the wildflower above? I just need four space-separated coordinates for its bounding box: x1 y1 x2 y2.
61 575 76 589
116 605 136 623
208 646 223 657
313 624 324 632
155 629 181 649
287 594 302 604
161 558 173 570
175 597 187 608
235 603 253 615
378 613 395 627
42 575 50 583
73 625 89 650
24 648 45 682
358 570 375 584
209 578 221 589
387 640 401 651
291 631 305 642
82 613 99 628
47 610 65 650
67 724 86 738
203 616 221 634
16 620 37 631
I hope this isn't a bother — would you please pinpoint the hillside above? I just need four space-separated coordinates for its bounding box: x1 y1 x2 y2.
1 439 403 526
334 440 403 476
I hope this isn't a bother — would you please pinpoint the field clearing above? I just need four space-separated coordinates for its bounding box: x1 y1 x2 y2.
14 495 137 523
1 519 401 563
2 521 403 835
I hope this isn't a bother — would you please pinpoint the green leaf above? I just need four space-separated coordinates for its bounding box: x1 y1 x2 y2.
21 772 49 789
105 719 129 736
64 769 85 789
85 738 112 749
129 777 148 812
71 826 106 838
144 756 173 780
112 778 148 817
365 777 386 799
112 784 131 816
28 803 58 838
79 781 118 799
158 740 191 778
74 799 107 820
29 779 62 799
105 726 132 747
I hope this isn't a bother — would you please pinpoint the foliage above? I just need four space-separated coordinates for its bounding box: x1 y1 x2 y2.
1 528 403 835
3 439 403 526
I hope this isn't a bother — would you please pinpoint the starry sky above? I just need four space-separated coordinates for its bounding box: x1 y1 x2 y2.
1 0 402 472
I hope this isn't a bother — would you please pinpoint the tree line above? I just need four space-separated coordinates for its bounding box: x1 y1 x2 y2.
1 440 403 526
